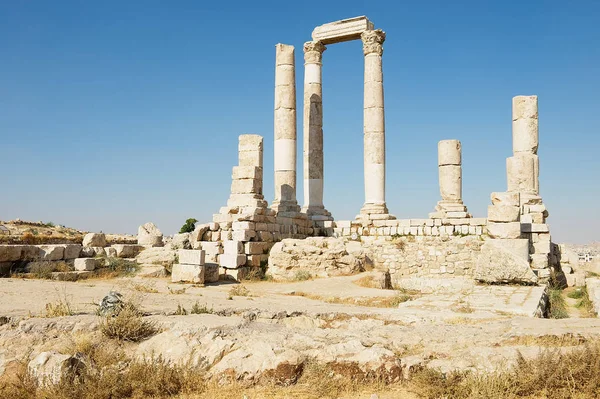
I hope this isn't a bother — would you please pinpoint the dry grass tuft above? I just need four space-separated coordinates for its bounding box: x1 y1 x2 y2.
191 301 213 314
353 275 380 288
229 284 250 297
168 286 187 295
293 270 312 281
501 333 588 347
130 282 159 293
288 291 415 308
548 288 569 319
44 288 75 317
99 303 158 342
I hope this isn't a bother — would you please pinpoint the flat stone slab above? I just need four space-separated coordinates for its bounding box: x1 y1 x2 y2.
311 16 374 45
398 284 547 317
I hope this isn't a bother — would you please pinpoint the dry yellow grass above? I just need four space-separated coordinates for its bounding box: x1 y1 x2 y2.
288 291 416 308
229 284 250 297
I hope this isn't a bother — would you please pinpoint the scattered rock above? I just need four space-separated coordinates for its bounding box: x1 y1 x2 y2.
171 233 191 250
82 233 107 248
137 222 164 247
268 238 365 280
74 258 97 271
474 241 538 284
28 351 85 386
135 247 176 266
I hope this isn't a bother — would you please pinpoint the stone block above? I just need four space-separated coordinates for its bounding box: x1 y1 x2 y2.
468 218 487 226
200 242 223 255
475 241 537 284
438 139 461 166
82 233 106 248
171 264 205 284
232 166 262 180
520 193 543 206
223 240 244 254
491 191 520 207
238 134 263 152
507 154 537 194
446 211 468 218
232 221 255 231
487 205 520 222
245 242 268 255
232 229 256 242
219 254 247 268
204 263 219 283
530 254 549 269
521 223 549 233
486 222 522 239
231 178 262 194
112 244 143 258
533 240 551 254
0 245 23 262
258 231 274 242
178 249 205 266
62 244 82 260
220 267 251 282
238 150 263 168
336 220 351 228
311 16 374 45
138 222 163 247
74 258 97 271
39 245 65 261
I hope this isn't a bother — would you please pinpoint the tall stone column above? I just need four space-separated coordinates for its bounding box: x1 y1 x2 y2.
302 41 331 220
359 29 390 220
430 140 469 218
272 43 300 214
507 95 539 195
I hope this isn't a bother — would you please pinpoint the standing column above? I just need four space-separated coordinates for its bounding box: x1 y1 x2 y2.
359 29 390 220
507 95 539 195
302 40 331 220
430 140 469 218
273 43 300 213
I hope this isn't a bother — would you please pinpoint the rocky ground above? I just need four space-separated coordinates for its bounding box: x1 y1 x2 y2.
2 272 600 394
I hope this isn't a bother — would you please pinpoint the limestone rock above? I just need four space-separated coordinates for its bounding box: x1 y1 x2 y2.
171 264 205 284
475 241 538 284
135 247 176 266
137 223 164 247
82 233 106 248
268 238 364 280
38 245 65 261
63 244 82 260
171 233 191 250
74 258 97 271
28 351 85 386
0 245 23 262
112 244 143 258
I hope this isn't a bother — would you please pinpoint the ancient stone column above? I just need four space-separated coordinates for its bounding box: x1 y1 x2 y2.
359 29 389 219
507 96 539 195
272 43 300 213
302 40 331 220
438 140 462 202
430 140 469 218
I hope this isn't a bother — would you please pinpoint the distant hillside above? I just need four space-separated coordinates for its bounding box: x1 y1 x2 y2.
0 220 136 245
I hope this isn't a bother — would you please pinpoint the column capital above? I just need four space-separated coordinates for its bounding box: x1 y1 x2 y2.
303 41 326 63
361 29 386 56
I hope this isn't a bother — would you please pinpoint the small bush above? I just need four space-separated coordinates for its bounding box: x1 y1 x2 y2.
191 301 213 314
228 285 249 297
174 304 187 315
294 270 311 281
100 303 158 342
179 218 198 234
45 300 74 317
548 288 569 319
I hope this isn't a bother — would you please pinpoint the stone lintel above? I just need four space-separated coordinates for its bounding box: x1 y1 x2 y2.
311 16 374 45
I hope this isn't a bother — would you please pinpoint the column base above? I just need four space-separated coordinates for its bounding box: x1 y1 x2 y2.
302 205 333 221
357 203 395 222
271 200 301 215
429 200 471 219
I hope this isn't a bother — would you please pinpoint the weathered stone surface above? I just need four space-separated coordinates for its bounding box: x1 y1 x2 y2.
486 222 522 239
82 233 106 248
63 244 82 260
475 241 538 284
311 16 374 45
137 222 163 247
205 263 219 283
171 264 205 284
268 238 364 280
178 249 205 266
28 351 85 386
74 258 97 271
112 244 143 258
438 140 461 166
487 205 520 222
171 233 191 250
491 191 520 207
135 247 176 265
39 245 65 261
219 254 247 269
0 245 23 262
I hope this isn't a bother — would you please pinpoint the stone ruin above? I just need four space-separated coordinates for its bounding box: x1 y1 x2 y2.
172 16 557 288
0 16 562 297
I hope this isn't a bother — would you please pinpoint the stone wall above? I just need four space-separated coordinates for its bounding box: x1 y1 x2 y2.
332 217 487 238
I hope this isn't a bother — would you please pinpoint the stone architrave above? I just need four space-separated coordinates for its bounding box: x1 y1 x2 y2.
273 43 300 214
359 29 391 219
302 40 332 221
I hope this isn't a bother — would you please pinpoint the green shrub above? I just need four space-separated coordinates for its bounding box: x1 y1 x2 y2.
179 218 198 234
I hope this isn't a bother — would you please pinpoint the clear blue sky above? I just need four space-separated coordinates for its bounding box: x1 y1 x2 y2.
1 1 598 243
